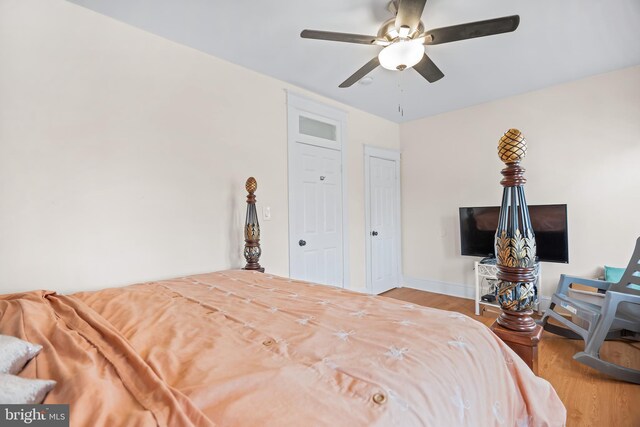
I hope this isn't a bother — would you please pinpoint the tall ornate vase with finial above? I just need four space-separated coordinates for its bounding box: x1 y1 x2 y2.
243 177 264 272
494 129 538 331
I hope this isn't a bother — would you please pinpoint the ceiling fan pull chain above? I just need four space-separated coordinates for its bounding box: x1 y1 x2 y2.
398 75 401 114
397 74 401 114
398 70 405 117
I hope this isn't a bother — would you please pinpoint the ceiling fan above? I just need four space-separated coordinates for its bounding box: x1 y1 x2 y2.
300 0 520 88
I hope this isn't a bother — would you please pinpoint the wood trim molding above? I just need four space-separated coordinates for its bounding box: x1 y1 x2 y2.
402 276 475 299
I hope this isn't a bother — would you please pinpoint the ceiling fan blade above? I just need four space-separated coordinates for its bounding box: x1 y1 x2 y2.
395 0 427 32
413 53 444 83
301 30 378 45
339 57 380 88
424 15 520 45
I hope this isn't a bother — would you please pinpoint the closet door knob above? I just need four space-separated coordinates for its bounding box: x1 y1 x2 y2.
371 231 378 236
299 240 307 246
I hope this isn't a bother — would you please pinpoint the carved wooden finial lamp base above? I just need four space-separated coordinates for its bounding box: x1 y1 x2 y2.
496 309 537 332
243 177 264 272
492 129 542 374
490 320 543 374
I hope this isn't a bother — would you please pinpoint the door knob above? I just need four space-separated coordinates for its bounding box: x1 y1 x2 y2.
371 231 378 236
299 239 307 246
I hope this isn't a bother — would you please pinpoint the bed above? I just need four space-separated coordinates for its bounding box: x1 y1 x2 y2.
0 269 565 426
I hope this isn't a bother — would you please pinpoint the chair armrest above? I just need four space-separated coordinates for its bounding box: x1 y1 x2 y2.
556 274 612 295
602 291 640 322
605 291 640 306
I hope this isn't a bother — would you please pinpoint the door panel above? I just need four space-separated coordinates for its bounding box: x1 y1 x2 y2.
369 156 399 294
303 182 317 233
291 142 343 286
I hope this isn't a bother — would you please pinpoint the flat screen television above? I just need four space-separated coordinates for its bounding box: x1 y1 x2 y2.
459 204 569 263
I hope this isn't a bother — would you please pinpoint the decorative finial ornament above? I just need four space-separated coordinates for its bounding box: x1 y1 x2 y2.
498 128 527 164
494 129 538 331
246 177 257 194
243 177 264 272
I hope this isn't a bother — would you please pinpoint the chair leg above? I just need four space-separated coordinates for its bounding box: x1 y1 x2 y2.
574 352 640 384
574 298 640 384
583 301 618 356
538 302 554 327
539 302 591 341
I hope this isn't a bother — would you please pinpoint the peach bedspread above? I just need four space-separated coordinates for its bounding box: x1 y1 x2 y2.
0 270 566 426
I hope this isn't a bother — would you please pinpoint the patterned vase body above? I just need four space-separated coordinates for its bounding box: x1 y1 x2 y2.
494 203 537 311
244 220 261 265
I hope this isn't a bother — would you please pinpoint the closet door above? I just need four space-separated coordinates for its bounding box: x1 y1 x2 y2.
290 142 343 286
287 93 347 287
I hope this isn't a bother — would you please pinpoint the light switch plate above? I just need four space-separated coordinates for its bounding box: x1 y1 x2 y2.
263 206 271 221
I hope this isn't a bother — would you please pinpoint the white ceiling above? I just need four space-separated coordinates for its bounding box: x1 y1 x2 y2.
68 0 640 123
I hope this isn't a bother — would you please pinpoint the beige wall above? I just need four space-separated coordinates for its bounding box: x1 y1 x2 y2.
3 1 637 299
0 0 399 294
401 65 640 298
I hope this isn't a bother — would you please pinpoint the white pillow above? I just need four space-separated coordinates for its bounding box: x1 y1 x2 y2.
0 373 56 404
0 335 43 374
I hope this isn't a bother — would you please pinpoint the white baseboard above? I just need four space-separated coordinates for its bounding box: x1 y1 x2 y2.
402 276 474 300
538 296 551 315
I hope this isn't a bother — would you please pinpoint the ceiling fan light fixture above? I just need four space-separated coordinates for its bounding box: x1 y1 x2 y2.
378 39 424 71
387 28 399 39
398 25 411 38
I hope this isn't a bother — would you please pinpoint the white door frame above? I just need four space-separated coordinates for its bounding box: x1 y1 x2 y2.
364 145 402 294
286 91 349 288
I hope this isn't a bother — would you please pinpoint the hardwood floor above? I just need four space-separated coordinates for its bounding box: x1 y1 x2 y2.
382 287 640 427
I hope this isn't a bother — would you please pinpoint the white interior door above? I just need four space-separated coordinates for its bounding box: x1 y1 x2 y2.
287 92 348 288
366 147 401 294
290 142 343 286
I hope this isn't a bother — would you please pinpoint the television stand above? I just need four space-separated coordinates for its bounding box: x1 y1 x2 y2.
474 261 541 316
479 256 497 265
